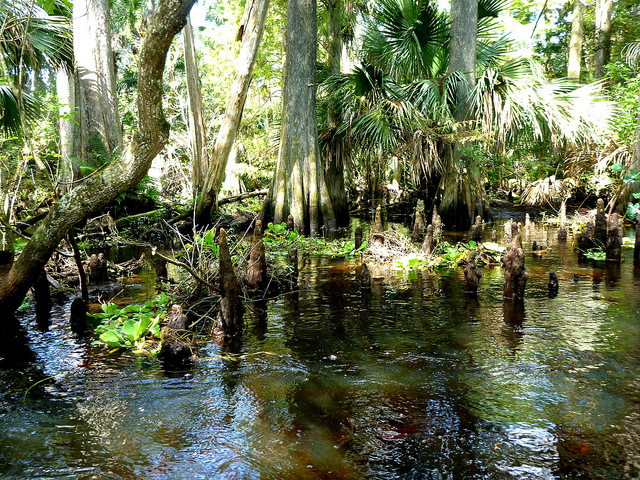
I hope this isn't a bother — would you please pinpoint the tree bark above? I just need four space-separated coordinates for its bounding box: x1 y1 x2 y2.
56 68 82 194
438 0 488 230
196 0 270 225
0 0 196 313
183 15 209 195
594 0 613 79
567 0 584 81
323 0 350 227
260 0 336 236
448 0 477 121
73 0 123 164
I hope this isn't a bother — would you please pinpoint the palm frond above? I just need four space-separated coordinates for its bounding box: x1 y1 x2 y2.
0 84 39 136
623 41 640 69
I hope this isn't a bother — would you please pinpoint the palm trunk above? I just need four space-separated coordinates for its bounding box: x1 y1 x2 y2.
323 0 350 227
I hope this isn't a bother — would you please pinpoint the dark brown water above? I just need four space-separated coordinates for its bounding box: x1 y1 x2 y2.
2 220 640 479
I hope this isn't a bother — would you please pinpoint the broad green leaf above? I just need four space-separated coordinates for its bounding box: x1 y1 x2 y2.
122 320 138 341
99 330 126 348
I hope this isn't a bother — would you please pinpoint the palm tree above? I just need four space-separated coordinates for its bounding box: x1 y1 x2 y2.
0 0 72 135
320 0 615 228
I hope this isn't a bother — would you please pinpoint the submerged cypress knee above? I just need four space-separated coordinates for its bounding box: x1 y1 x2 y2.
216 228 244 337
463 252 482 294
558 200 567 241
246 220 267 291
69 296 87 335
503 234 528 300
548 272 559 298
354 225 363 251
159 304 191 366
470 215 483 242
360 262 371 289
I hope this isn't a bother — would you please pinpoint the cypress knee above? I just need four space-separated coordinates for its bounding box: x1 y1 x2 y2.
463 252 482 294
354 225 363 251
412 200 426 243
503 234 528 299
246 220 267 291
606 213 623 261
216 228 244 337
360 262 372 289
470 215 483 242
595 198 607 246
69 296 87 335
558 200 567 241
422 225 434 255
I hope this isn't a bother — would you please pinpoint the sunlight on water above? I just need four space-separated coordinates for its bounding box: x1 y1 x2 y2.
2 220 640 478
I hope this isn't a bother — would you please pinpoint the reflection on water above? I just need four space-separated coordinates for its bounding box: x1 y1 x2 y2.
2 221 640 479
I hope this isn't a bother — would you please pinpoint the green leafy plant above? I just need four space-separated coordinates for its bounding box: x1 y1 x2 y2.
185 228 220 257
263 222 301 245
432 241 477 268
583 247 606 261
88 293 171 353
396 253 428 271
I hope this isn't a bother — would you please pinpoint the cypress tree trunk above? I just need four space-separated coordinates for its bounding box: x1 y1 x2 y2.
0 0 197 313
594 0 613 79
260 0 336 236
73 0 123 164
567 0 584 81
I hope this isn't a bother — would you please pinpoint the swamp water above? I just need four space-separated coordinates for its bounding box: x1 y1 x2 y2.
1 220 640 479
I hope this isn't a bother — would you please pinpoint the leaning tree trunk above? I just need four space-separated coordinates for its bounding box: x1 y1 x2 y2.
72 0 123 165
183 15 209 196
196 0 270 225
0 0 196 313
260 0 336 236
567 0 585 81
594 0 613 79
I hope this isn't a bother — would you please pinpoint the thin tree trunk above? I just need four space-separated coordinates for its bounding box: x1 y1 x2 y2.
567 0 584 81
196 0 270 225
594 0 613 79
56 68 81 194
261 0 336 236
0 0 196 313
183 15 209 195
